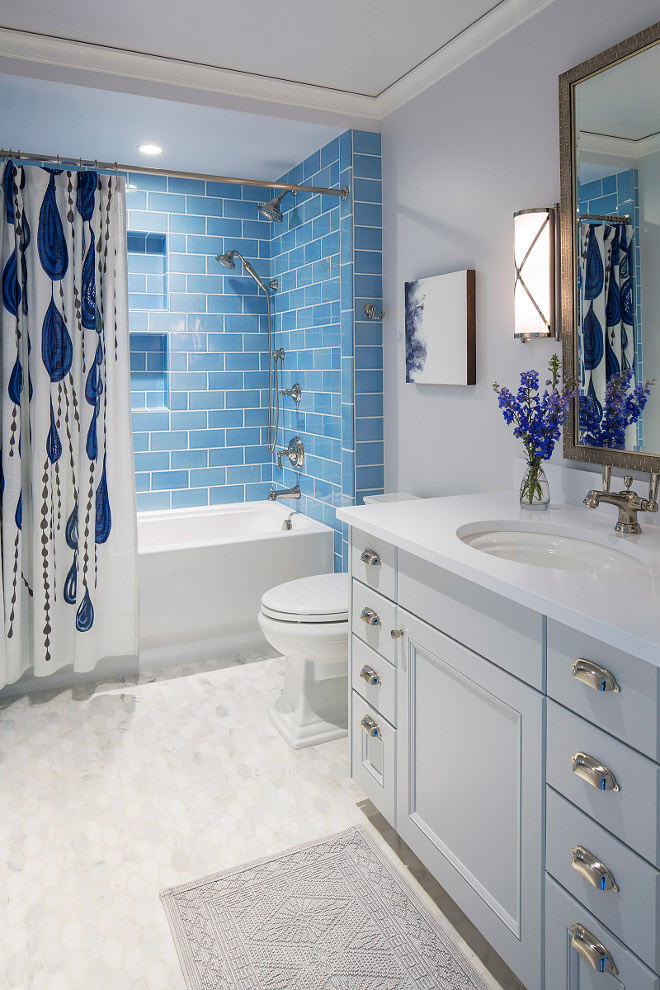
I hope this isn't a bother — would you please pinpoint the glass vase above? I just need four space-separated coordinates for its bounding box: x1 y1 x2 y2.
520 461 550 510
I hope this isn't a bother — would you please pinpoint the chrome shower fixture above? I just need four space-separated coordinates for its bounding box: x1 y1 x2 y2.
257 189 295 223
216 249 268 292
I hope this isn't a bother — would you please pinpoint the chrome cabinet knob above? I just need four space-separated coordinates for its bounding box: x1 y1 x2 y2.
390 628 404 639
360 715 381 738
572 658 620 693
360 665 381 687
568 923 618 975
571 752 619 792
571 845 618 892
360 607 380 626
360 548 381 566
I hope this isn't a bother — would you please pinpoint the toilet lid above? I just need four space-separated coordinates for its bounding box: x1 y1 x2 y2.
261 573 349 622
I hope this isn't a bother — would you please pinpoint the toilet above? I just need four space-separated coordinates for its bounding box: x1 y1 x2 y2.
258 573 349 750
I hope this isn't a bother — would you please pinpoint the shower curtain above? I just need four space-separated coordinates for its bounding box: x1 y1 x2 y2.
578 221 637 446
0 163 137 689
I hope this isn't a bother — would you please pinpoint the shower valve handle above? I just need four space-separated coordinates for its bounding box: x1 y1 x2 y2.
280 383 302 402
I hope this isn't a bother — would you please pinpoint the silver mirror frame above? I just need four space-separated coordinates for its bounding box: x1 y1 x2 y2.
559 20 660 472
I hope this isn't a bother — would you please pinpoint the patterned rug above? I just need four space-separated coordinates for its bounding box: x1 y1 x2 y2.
161 825 490 989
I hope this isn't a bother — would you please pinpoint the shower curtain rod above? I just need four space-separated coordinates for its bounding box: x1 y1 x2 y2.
0 148 350 200
579 212 630 224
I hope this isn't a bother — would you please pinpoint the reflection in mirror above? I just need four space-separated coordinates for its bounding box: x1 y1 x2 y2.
575 41 659 453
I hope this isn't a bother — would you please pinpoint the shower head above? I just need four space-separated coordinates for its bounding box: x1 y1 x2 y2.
216 249 267 292
257 190 294 223
216 250 236 270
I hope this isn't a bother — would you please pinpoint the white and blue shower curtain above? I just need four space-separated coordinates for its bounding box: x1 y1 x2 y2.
578 221 637 446
0 163 137 688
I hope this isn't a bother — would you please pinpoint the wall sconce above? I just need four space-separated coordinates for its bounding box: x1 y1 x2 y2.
513 205 560 342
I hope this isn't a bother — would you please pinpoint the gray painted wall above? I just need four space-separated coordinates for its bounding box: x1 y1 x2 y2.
381 0 660 496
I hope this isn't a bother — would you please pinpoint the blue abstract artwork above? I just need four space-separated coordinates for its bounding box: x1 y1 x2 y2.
405 270 475 385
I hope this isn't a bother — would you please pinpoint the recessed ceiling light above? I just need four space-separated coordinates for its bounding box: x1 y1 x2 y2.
137 144 162 156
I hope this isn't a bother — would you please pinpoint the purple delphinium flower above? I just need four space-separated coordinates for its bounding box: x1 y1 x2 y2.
493 354 576 504
579 370 654 449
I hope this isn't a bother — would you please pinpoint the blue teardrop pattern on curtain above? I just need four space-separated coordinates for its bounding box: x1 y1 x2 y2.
46 398 62 463
81 238 96 330
86 414 97 461
8 355 23 404
2 250 20 315
42 296 73 382
95 454 111 544
584 227 604 300
38 173 69 281
605 275 620 328
76 171 97 222
65 503 78 550
587 376 603 423
15 492 22 530
582 302 603 370
63 552 78 605
85 358 98 407
3 161 16 224
621 278 634 326
75 586 94 632
605 332 620 380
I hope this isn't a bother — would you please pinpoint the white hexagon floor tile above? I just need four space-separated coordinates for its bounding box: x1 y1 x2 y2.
0 655 509 990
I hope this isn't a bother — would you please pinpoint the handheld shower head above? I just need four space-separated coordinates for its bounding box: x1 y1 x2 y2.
257 190 294 223
216 250 236 270
216 249 267 292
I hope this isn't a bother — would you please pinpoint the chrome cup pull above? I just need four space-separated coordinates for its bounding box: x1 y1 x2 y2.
360 548 381 566
572 658 620 693
360 715 381 738
360 665 381 687
570 845 618 892
571 752 619 792
568 923 618 975
360 607 381 627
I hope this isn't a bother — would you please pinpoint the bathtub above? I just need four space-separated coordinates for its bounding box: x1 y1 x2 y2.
3 502 333 696
137 502 333 666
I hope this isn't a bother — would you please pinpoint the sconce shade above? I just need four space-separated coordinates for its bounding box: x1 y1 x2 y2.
514 207 556 340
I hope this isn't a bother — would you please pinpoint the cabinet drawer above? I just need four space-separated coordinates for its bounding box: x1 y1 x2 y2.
351 693 396 827
547 700 660 867
545 875 659 990
350 528 397 601
351 636 397 726
351 581 400 666
398 551 543 689
547 620 660 763
546 787 660 971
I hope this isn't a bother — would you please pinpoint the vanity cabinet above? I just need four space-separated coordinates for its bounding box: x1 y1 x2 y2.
347 526 660 990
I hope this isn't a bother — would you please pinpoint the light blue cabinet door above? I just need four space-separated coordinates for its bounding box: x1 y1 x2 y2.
396 608 544 990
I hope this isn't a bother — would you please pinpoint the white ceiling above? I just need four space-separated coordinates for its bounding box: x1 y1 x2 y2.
0 0 505 97
0 73 344 179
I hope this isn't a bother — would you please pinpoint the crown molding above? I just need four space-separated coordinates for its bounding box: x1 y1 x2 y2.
579 129 660 159
0 0 559 123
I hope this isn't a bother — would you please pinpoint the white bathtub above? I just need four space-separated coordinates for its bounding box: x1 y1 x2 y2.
137 502 333 666
3 502 333 696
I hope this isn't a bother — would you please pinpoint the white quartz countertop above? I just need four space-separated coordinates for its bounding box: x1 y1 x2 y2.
337 492 660 665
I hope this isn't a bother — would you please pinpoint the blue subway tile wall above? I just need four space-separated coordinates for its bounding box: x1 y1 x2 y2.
270 131 384 571
126 175 274 508
127 131 383 551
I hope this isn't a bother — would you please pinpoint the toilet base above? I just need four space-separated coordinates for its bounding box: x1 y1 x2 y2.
269 699 347 750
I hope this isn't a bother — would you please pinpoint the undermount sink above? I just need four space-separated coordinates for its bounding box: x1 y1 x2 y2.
458 524 649 573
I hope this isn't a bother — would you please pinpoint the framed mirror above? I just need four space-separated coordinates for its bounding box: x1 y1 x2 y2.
560 21 660 472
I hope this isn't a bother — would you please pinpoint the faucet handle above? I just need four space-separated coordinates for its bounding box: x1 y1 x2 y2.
624 476 633 492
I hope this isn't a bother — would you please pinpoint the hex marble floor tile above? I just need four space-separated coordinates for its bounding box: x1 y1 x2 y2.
0 655 519 990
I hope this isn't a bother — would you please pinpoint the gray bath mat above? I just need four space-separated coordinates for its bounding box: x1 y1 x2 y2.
160 825 490 989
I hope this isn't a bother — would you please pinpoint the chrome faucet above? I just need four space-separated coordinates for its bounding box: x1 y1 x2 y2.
268 485 301 501
584 465 659 534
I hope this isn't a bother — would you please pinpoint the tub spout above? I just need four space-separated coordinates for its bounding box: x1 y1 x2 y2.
268 485 301 501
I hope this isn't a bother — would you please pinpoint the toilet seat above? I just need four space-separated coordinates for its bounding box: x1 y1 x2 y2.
260 573 348 624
